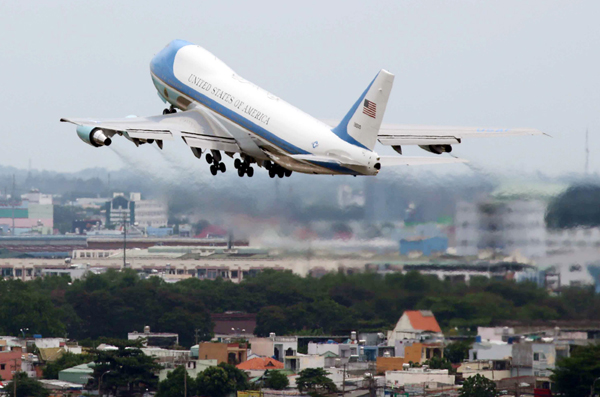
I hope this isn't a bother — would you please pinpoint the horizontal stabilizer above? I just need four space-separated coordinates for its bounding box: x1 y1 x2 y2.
378 125 544 146
379 156 468 167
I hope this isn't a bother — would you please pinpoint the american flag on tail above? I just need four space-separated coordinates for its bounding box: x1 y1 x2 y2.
363 99 376 118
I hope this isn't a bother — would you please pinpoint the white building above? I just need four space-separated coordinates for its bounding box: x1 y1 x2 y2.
135 198 168 228
455 199 547 258
249 336 297 362
385 368 455 387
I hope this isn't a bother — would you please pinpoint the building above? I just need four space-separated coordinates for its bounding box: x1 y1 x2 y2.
0 193 54 235
159 359 217 381
385 368 455 388
105 193 168 229
196 342 247 365
250 336 297 362
0 343 22 380
307 341 359 363
236 357 284 378
128 326 179 348
387 311 443 345
400 237 448 257
58 363 94 385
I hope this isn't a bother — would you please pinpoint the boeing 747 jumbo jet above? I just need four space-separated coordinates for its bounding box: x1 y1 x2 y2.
61 40 543 178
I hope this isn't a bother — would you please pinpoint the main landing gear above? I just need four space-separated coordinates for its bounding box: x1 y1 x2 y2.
264 161 292 178
234 157 254 177
206 150 226 176
163 106 177 115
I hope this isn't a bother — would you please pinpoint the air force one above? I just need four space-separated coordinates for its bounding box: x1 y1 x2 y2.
61 39 543 178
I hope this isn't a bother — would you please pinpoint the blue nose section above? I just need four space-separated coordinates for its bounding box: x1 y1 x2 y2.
150 39 194 81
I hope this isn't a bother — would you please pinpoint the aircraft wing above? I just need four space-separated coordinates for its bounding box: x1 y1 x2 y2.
61 107 241 153
377 124 545 146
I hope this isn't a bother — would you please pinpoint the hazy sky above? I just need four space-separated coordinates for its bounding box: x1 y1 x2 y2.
2 0 600 178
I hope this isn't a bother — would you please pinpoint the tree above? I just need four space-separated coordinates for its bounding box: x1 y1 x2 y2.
196 366 235 397
459 374 499 397
217 363 249 391
552 344 600 397
92 339 161 397
264 370 289 390
546 184 600 229
43 352 94 379
444 340 473 364
4 372 49 397
156 366 196 397
296 368 337 395
423 356 453 373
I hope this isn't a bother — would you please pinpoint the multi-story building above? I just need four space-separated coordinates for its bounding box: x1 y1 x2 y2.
105 193 168 229
0 190 54 235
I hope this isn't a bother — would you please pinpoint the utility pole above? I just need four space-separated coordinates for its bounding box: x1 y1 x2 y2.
184 366 187 397
342 363 346 397
11 175 15 237
586 128 590 176
123 212 127 268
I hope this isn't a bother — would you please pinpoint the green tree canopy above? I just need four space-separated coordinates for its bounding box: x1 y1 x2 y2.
296 368 337 395
264 370 289 390
459 374 499 397
196 366 235 397
552 343 600 397
5 372 49 397
92 339 161 397
156 366 196 397
546 184 600 229
43 352 94 379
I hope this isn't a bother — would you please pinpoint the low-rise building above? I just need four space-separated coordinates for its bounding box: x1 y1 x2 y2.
250 336 297 362
196 342 247 365
236 357 284 378
159 359 217 381
128 326 179 348
387 311 443 345
385 368 455 387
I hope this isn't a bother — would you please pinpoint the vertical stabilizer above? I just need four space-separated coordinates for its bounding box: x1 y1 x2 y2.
332 70 394 151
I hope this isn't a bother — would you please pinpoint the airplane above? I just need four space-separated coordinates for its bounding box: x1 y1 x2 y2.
61 39 543 178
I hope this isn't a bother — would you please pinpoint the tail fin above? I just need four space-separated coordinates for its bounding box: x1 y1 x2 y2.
332 69 394 151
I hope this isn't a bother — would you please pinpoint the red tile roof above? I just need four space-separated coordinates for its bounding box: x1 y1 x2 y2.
236 357 284 370
405 310 442 333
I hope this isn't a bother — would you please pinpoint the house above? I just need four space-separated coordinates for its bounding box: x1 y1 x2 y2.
387 311 443 345
385 367 455 387
307 341 359 364
0 344 22 380
249 336 297 362
159 359 217 381
236 357 284 378
58 363 94 385
128 326 179 348
196 342 247 365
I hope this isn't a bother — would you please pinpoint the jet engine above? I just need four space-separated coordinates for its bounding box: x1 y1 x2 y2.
77 125 112 147
419 144 452 154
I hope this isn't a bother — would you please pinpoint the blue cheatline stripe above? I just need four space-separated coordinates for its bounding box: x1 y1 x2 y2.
150 40 360 175
331 72 379 151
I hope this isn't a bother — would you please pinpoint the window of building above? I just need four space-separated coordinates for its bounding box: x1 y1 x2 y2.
570 264 582 272
0 364 5 370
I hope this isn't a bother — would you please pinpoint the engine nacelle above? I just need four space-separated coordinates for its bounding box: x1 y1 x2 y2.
77 126 112 147
418 144 452 155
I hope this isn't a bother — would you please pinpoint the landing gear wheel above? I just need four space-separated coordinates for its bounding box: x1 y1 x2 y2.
269 169 276 178
247 167 254 177
169 106 177 113
234 158 241 169
238 167 245 177
206 153 213 164
163 108 170 115
277 168 285 178
210 165 217 175
285 169 292 177
219 162 226 173
264 161 272 170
